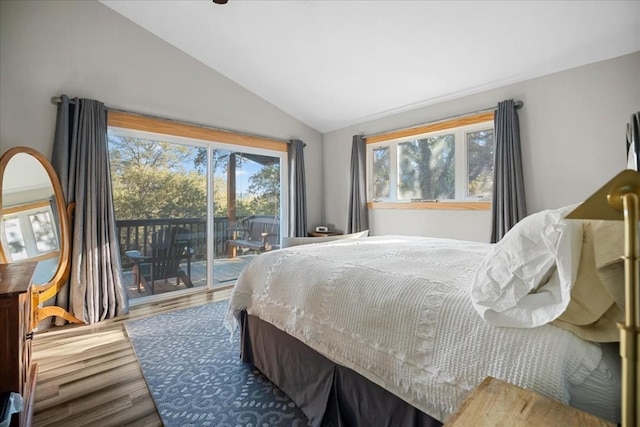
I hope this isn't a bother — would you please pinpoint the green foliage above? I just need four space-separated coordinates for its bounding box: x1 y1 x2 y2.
398 135 455 200
109 136 195 173
212 176 230 217
108 135 281 221
194 147 248 175
467 129 494 198
111 165 206 219
373 147 390 198
109 135 207 220
246 163 280 216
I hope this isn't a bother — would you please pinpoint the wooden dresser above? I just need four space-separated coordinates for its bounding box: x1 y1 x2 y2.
0 262 37 427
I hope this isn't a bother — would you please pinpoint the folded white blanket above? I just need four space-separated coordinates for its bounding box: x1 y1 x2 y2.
226 235 602 422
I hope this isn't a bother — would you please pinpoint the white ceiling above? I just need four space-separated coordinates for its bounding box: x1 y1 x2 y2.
100 0 640 134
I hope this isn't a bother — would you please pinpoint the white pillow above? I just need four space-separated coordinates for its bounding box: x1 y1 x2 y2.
470 205 582 328
282 230 369 248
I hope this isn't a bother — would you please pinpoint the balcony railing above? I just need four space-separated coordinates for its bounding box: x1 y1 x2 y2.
116 217 218 270
115 215 279 270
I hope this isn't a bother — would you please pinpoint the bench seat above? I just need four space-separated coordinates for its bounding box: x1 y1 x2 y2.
228 239 274 252
227 217 280 257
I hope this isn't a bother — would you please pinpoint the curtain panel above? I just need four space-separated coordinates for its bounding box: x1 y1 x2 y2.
51 95 128 324
288 139 308 237
490 99 527 243
347 135 369 234
626 111 639 170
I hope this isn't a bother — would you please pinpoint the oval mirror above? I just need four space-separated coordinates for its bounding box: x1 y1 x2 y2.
0 146 81 328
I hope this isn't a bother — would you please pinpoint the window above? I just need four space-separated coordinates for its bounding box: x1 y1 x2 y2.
372 146 390 199
2 203 59 260
368 115 494 204
466 129 494 199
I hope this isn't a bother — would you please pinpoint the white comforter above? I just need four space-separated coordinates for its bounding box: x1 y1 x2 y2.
225 235 602 422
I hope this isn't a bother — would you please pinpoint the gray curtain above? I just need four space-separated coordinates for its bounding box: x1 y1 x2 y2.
51 95 128 324
490 99 527 243
626 111 639 170
347 135 369 233
288 139 307 237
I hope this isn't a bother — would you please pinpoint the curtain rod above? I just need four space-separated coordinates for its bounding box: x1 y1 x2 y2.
363 100 523 139
50 96 295 145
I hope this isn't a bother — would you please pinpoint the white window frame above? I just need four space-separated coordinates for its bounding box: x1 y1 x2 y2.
367 120 494 203
2 202 59 261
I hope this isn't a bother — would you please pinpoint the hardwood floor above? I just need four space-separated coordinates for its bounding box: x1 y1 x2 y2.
31 287 233 427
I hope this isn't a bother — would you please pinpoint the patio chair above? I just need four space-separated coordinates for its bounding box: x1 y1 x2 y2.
126 226 194 294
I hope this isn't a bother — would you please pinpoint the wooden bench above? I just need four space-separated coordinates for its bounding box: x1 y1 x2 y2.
227 217 280 257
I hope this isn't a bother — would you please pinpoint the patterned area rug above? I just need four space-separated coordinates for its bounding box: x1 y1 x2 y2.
125 301 308 427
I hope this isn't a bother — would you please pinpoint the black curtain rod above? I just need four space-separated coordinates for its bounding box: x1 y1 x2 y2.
50 96 297 145
363 100 523 139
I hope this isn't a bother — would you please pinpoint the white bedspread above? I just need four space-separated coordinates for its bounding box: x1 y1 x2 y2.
225 235 603 422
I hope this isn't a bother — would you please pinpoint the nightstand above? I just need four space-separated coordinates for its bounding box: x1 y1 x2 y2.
444 377 615 426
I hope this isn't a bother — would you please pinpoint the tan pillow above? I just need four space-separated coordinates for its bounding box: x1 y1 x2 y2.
592 220 625 310
282 230 369 248
553 304 622 342
552 220 624 342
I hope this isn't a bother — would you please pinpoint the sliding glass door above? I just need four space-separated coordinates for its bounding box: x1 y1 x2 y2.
212 148 283 287
107 128 285 301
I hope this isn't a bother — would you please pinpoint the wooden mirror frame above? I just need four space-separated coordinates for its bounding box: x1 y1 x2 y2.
0 146 83 328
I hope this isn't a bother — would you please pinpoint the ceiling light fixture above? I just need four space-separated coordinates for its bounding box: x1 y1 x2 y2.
212 0 228 4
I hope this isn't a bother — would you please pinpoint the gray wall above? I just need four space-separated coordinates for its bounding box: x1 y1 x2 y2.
322 52 640 242
3 1 638 243
0 0 323 228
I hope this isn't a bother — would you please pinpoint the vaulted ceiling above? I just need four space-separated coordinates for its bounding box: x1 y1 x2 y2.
100 0 640 133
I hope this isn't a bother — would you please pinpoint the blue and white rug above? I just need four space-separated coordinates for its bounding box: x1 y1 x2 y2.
124 300 308 427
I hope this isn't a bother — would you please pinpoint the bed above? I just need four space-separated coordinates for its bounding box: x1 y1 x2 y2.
225 206 623 426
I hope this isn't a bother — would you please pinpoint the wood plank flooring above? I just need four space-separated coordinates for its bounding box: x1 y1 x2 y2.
31 287 233 427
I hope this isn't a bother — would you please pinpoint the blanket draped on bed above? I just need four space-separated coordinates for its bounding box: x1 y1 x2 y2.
225 235 602 422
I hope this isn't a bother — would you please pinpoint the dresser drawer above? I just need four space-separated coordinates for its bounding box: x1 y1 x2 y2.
0 262 38 427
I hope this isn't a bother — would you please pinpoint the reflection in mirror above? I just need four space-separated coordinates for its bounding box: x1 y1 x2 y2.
0 147 83 329
2 153 60 276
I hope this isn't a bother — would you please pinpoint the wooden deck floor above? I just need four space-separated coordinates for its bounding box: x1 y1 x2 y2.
122 255 256 300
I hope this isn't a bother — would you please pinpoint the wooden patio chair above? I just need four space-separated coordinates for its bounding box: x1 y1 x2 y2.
126 226 194 294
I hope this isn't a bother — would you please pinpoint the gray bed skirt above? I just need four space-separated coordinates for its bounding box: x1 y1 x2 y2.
239 311 442 427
